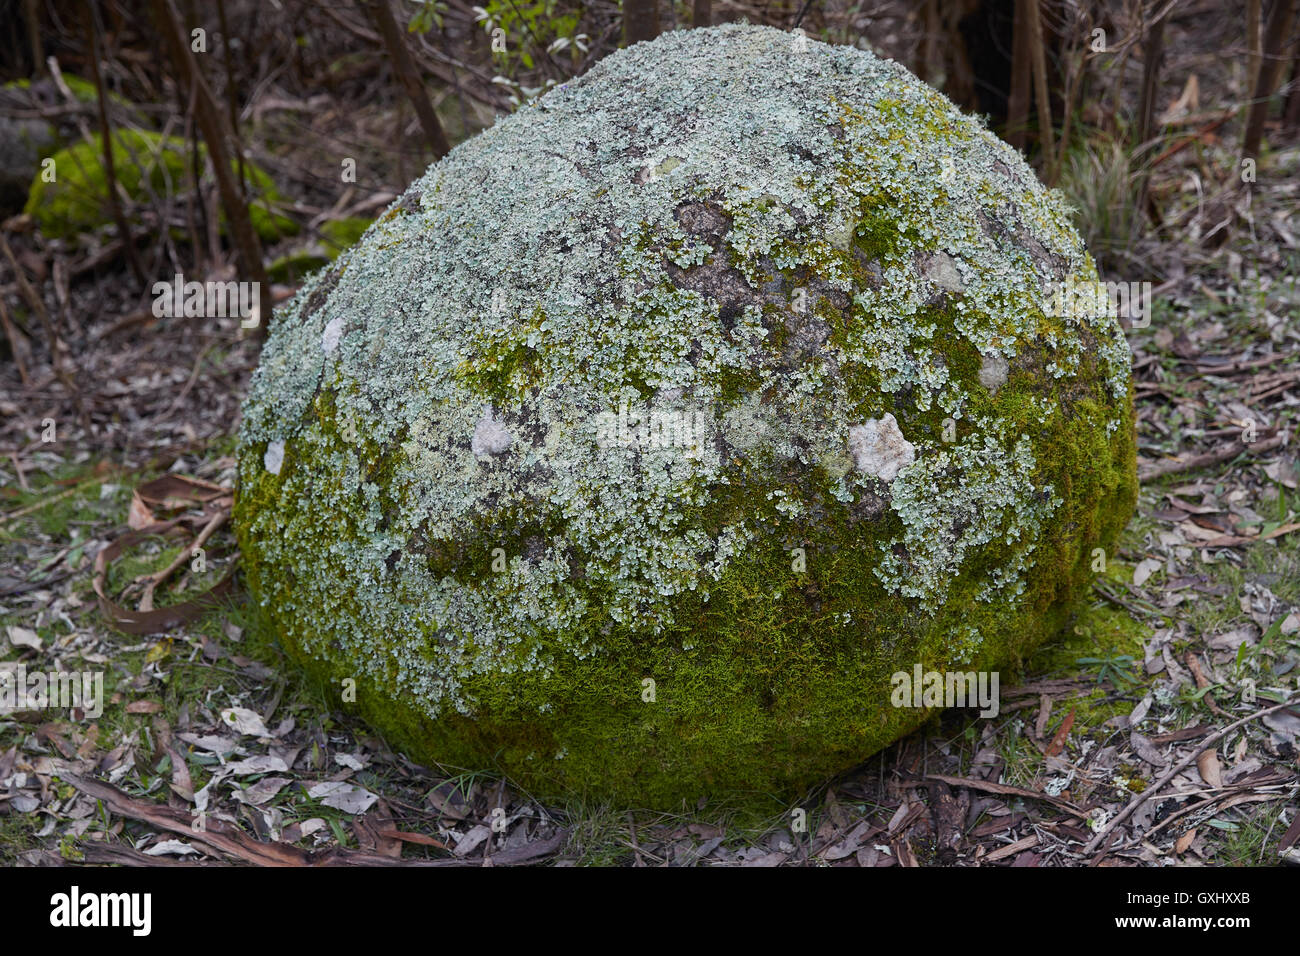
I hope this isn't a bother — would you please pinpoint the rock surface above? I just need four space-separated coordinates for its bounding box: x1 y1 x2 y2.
235 24 1137 808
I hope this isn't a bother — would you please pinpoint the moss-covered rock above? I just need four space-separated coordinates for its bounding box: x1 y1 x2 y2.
24 127 297 242
235 25 1137 809
268 216 375 284
0 75 120 214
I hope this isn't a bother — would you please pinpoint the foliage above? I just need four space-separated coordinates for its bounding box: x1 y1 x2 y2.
23 127 297 243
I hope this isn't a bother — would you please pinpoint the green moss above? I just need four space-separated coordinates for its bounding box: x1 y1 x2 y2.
5 74 100 104
267 250 331 284
321 215 373 252
239 160 298 242
236 325 1136 808
267 217 375 283
24 128 297 242
852 195 913 264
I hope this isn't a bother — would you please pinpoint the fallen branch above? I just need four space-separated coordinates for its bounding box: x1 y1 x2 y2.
1083 695 1300 855
1200 521 1300 549
1138 432 1286 481
924 773 1090 820
60 773 564 867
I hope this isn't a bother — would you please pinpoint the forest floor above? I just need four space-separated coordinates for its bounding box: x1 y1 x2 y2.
2 2 1298 867
3 196 1298 866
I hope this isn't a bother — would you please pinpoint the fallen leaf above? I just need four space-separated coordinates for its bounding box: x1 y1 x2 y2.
1196 750 1223 789
1174 829 1197 854
741 850 787 867
233 776 291 806
5 626 41 650
1045 709 1076 757
10 794 40 812
143 840 201 857
1133 558 1162 586
178 735 240 760
307 781 378 815
220 707 272 738
125 700 162 714
127 493 155 531
1130 731 1165 767
1209 627 1255 652
227 755 289 775
453 824 492 857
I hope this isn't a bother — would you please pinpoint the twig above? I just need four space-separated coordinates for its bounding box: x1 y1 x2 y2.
0 295 31 385
0 233 87 428
1138 432 1287 480
1083 696 1300 854
84 7 147 285
363 0 451 159
160 341 217 417
60 772 564 866
0 477 101 527
148 0 270 340
924 773 1090 820
137 506 228 612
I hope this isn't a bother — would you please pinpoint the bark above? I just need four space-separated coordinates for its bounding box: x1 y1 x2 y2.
1134 0 1167 220
1005 0 1032 150
624 0 661 46
363 0 451 159
148 0 271 340
1026 0 1055 180
1242 0 1299 158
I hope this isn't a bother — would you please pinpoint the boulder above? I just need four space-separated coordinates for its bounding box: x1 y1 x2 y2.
24 127 296 242
0 77 93 214
235 24 1137 808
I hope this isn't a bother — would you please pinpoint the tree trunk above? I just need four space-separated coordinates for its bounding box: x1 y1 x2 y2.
1026 0 1055 181
148 0 271 340
1284 46 1300 130
1134 2 1167 224
624 0 660 46
1005 0 1032 150
364 0 451 160
1242 0 1299 158
693 0 711 28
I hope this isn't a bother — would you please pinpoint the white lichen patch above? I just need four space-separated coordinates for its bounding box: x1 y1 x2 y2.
471 407 513 459
848 414 915 482
321 315 345 356
263 439 285 476
979 353 1009 392
235 24 1134 721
